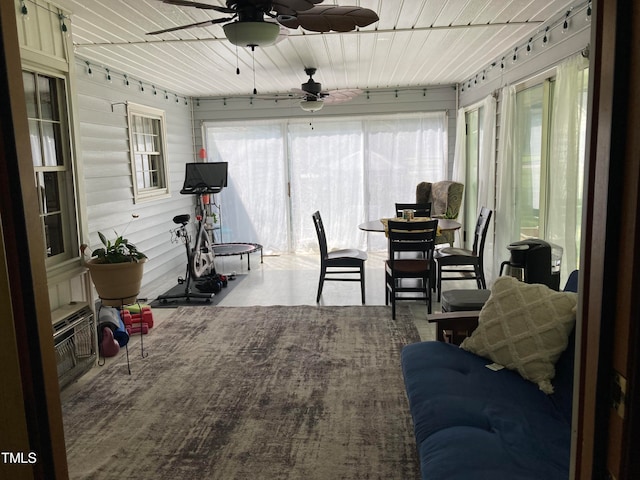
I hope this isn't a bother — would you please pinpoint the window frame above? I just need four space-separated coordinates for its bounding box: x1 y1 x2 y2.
464 108 481 249
127 102 170 202
22 68 78 267
514 79 554 240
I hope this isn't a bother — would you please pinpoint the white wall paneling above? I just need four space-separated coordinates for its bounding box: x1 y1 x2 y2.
74 57 197 301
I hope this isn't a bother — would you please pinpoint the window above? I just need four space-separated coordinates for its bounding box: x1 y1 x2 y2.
508 57 589 278
127 103 169 202
515 81 552 239
23 70 77 264
205 112 448 253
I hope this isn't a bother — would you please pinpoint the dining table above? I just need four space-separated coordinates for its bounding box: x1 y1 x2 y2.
358 217 462 234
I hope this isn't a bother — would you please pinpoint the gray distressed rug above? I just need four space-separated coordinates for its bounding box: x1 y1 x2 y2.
62 305 421 479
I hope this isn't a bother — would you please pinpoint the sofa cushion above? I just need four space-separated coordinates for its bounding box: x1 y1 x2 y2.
460 276 577 393
402 341 571 480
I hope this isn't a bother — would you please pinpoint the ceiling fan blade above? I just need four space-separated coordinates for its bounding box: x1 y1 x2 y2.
271 0 323 17
147 16 234 35
160 0 236 14
322 88 361 104
278 5 379 32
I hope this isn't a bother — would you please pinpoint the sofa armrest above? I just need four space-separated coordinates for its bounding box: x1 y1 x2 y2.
428 311 480 345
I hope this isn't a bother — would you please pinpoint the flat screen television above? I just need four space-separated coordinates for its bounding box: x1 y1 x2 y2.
180 162 228 194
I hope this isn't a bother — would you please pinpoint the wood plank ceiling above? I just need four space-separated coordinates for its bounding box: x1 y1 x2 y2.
50 0 585 98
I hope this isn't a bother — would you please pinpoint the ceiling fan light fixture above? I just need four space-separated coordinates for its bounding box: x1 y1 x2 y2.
223 21 280 47
300 98 324 112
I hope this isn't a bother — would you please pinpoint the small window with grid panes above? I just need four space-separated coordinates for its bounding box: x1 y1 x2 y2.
127 103 170 202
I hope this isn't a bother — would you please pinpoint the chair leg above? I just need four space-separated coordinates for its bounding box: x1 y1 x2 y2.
360 264 366 305
431 259 437 291
476 265 485 289
437 262 443 302
391 277 397 319
316 268 326 303
385 274 390 306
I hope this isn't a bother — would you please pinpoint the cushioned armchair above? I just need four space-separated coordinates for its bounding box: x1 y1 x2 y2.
416 181 464 245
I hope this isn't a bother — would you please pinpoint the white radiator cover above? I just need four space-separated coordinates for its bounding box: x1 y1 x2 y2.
52 303 96 389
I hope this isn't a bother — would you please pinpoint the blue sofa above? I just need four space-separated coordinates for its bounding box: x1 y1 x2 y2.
401 273 578 480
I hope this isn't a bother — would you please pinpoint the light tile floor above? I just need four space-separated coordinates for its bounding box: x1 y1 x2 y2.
155 251 476 341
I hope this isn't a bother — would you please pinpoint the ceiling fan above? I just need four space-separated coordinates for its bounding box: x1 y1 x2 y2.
262 67 361 112
148 0 379 47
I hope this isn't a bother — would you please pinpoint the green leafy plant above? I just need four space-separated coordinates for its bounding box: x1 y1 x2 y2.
90 231 147 264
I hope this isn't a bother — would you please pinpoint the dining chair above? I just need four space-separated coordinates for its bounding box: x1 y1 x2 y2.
385 218 438 318
434 207 492 301
312 211 368 304
395 202 432 218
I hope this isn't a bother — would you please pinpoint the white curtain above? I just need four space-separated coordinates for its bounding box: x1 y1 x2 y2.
477 95 497 282
205 120 289 253
452 107 467 242
451 96 497 279
494 85 519 280
205 112 448 254
546 54 589 284
362 112 448 251
288 119 366 253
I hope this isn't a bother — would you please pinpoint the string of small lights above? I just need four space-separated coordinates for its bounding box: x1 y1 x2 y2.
459 0 591 93
81 58 190 106
19 1 190 106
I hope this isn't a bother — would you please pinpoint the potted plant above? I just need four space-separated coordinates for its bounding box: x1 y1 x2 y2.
84 231 147 307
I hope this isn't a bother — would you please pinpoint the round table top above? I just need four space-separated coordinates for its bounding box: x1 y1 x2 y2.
358 218 461 232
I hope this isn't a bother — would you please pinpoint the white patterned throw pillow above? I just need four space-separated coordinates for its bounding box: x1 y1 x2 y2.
460 276 577 394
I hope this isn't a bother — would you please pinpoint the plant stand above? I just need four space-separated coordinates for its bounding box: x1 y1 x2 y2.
96 296 148 375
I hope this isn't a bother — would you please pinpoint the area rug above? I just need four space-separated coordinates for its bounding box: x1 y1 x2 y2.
62 305 421 480
149 274 246 308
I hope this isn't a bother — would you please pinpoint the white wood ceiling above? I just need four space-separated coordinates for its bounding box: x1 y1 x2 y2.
52 0 584 98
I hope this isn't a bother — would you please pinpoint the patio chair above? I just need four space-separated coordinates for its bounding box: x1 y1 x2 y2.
312 211 368 304
395 202 432 218
434 207 492 302
385 218 438 318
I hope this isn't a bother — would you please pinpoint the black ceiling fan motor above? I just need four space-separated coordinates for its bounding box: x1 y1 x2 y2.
302 67 322 95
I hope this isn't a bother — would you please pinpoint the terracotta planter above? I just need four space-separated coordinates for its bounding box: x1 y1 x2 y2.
86 258 146 307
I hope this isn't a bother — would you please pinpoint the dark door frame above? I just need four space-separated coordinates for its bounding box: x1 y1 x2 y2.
574 1 640 478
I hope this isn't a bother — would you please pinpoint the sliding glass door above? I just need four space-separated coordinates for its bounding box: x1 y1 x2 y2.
205 121 289 252
205 112 448 254
288 120 365 252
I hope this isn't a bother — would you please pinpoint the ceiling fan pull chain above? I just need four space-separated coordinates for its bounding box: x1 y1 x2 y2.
252 46 257 95
235 44 240 75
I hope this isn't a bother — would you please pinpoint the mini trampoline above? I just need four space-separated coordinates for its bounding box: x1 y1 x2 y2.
212 242 263 270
